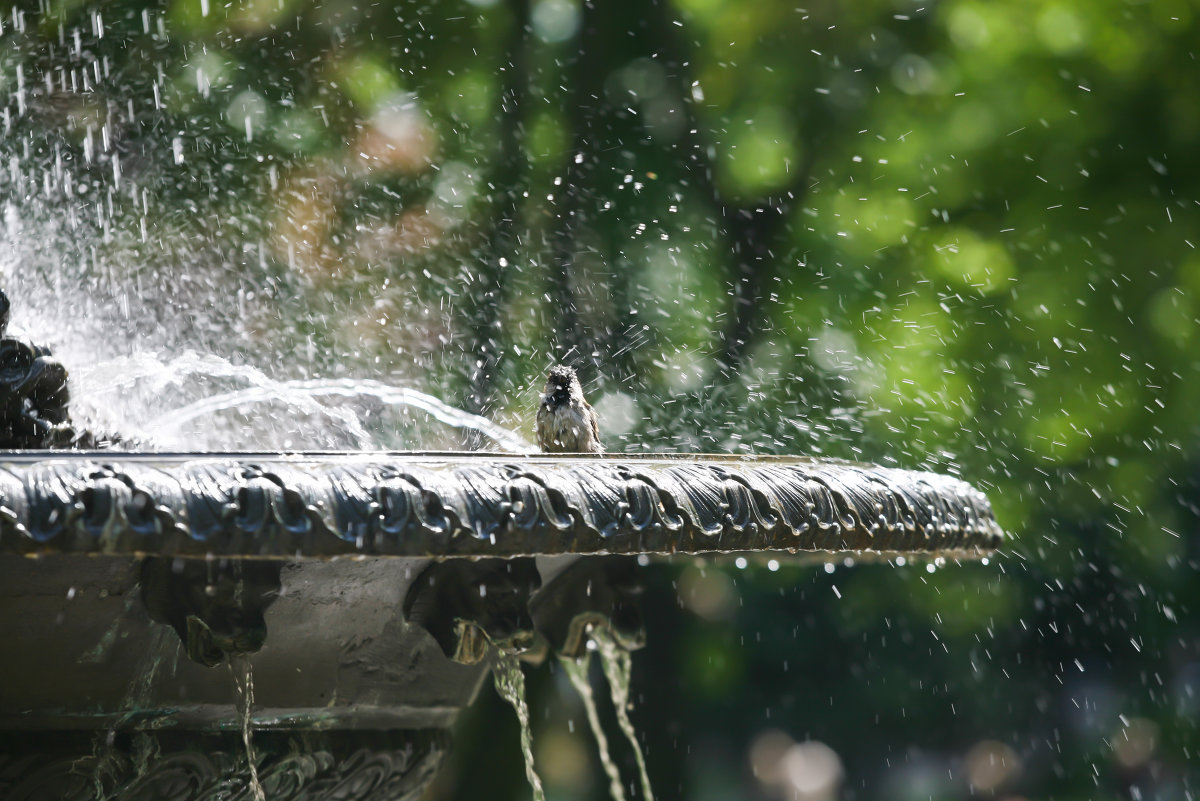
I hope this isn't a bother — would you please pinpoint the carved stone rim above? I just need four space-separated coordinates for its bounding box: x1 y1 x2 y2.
0 451 1004 559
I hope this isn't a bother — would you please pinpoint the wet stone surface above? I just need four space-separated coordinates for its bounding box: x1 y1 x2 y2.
0 453 1003 559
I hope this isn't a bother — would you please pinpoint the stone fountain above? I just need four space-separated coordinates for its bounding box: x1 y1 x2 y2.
0 289 1003 799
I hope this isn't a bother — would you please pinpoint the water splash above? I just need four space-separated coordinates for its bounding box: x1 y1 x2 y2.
73 350 373 448
594 629 654 801
64 350 533 452
492 650 546 801
147 376 535 453
561 651 627 801
229 654 265 801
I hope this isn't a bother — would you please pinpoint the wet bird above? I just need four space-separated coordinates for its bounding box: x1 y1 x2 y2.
536 365 602 454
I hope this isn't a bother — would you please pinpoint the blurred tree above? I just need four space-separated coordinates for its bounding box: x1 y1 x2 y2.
2 0 1200 798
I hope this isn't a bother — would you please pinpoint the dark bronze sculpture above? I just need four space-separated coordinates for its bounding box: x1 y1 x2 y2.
0 314 72 448
0 289 117 450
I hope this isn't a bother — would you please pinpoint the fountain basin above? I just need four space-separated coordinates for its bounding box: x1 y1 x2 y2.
0 286 1005 799
0 451 1002 799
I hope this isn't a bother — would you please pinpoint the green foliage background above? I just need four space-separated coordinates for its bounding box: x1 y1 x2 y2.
2 0 1199 798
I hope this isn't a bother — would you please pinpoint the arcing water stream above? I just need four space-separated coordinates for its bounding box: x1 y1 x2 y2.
64 350 534 452
146 377 535 453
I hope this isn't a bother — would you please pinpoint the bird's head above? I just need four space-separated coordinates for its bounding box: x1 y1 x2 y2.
544 365 579 404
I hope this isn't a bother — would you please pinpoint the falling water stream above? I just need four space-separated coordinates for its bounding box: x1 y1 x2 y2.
593 629 655 801
560 652 627 801
229 654 265 801
495 633 656 801
492 650 546 801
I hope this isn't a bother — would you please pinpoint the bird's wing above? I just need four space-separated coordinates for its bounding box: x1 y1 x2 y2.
587 402 602 453
535 402 551 451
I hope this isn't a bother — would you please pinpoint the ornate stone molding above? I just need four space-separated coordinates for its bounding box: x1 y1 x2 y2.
0 453 1002 558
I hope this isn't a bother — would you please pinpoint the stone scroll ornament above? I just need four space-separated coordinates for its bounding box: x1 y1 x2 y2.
0 454 1002 558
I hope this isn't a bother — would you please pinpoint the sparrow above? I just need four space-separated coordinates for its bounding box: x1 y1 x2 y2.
536 365 603 454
